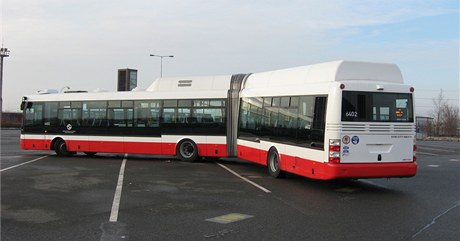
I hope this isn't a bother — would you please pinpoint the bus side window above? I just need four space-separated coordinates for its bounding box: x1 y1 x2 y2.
108 108 132 127
312 96 327 146
148 109 160 127
82 101 107 127
135 100 160 128
297 96 314 146
44 102 58 126
239 98 261 139
24 102 44 126
162 108 176 124
313 97 327 130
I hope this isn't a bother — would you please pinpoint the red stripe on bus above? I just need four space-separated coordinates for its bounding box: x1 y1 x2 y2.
22 138 416 179
20 138 227 157
237 144 417 180
198 143 228 157
237 144 266 165
21 139 50 150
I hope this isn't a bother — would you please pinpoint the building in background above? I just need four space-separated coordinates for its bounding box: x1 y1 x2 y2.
416 116 434 140
1 112 22 128
117 68 137 91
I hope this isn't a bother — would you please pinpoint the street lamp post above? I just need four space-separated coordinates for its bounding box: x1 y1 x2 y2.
0 47 10 122
149 54 174 78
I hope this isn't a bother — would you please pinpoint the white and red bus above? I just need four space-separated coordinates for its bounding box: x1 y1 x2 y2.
20 60 417 180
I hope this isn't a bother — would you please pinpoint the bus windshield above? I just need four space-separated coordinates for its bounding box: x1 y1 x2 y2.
341 91 413 122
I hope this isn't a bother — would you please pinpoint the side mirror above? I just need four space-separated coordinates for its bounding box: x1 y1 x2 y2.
20 101 33 110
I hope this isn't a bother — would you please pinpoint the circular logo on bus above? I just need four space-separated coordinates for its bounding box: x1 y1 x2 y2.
352 136 359 145
66 124 73 131
342 135 350 145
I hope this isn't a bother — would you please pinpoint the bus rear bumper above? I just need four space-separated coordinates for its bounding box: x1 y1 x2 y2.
320 162 417 180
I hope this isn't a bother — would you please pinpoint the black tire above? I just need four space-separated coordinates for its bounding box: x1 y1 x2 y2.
267 148 285 178
84 152 97 157
176 139 198 162
54 139 75 157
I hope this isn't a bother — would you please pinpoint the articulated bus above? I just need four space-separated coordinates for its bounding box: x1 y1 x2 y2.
20 60 417 180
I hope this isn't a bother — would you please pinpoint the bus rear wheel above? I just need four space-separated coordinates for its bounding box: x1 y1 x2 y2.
268 148 285 178
54 139 75 157
176 139 198 162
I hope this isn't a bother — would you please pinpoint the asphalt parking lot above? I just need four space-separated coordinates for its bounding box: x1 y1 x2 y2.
2 129 459 241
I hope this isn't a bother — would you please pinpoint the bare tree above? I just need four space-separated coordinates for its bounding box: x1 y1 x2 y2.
442 104 459 136
430 89 446 136
425 119 434 136
430 89 459 136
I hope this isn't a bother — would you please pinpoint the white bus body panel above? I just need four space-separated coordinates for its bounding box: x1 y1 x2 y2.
338 129 415 164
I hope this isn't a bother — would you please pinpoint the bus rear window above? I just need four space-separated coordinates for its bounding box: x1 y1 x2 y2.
342 91 413 122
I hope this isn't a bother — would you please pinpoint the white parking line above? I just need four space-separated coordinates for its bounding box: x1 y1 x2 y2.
0 155 50 172
411 201 460 238
109 154 128 222
417 151 439 156
417 146 456 153
427 165 440 168
217 163 271 193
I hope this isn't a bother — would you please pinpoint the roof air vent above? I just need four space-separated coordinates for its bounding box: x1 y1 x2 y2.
178 80 192 87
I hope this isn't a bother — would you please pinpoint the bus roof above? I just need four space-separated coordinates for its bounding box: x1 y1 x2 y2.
23 60 404 101
244 60 404 90
24 75 233 101
146 75 232 92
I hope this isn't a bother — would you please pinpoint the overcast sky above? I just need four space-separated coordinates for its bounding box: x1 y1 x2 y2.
1 0 459 115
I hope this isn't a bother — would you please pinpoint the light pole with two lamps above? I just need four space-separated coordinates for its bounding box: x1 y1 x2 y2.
149 54 174 78
0 47 10 121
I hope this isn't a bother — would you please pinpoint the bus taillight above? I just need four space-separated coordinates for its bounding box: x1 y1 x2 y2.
329 139 341 164
413 144 417 162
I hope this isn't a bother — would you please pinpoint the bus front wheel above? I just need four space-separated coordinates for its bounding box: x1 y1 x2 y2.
54 139 75 157
268 148 285 178
176 139 198 162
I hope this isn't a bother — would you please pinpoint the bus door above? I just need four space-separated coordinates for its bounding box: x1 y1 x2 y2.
237 98 262 164
57 102 87 152
22 102 46 150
